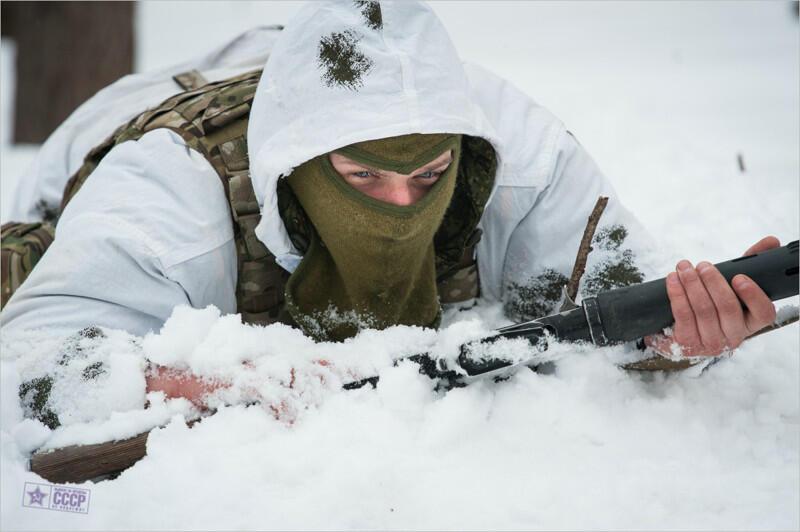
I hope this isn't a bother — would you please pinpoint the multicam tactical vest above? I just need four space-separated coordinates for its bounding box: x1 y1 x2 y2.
51 68 497 326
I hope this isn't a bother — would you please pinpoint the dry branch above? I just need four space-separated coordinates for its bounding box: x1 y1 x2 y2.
750 309 799 339
623 308 800 372
565 196 609 302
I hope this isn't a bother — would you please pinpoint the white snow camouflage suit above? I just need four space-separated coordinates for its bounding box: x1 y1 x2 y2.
1 1 656 336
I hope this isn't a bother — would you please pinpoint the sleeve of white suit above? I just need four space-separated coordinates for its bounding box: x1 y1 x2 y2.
499 126 662 321
464 62 661 319
0 129 238 337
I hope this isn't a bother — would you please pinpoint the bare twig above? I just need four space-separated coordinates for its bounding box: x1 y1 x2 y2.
749 309 799 339
624 308 799 372
565 196 609 302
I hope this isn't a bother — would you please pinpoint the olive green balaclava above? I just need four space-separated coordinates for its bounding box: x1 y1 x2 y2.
285 133 463 341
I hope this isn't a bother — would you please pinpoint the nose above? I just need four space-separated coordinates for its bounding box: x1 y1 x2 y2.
381 180 416 206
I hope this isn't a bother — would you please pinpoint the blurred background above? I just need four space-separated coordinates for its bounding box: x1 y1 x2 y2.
1 1 798 258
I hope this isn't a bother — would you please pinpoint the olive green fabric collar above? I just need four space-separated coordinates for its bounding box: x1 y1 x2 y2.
284 133 463 342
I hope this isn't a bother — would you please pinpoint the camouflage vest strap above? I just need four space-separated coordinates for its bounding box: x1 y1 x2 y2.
173 70 209 91
60 68 289 326
436 228 482 305
1 222 56 310
61 69 264 210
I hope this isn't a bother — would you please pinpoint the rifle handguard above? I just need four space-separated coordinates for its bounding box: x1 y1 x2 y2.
592 240 798 343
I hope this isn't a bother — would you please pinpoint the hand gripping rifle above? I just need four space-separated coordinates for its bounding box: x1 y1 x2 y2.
29 241 799 483
463 238 798 373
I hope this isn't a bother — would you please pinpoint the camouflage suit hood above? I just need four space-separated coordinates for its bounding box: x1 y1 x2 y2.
247 1 503 273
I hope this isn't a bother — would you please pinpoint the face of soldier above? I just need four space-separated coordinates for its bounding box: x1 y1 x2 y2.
328 150 454 206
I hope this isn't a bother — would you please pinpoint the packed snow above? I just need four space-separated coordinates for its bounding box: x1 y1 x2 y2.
2 2 798 530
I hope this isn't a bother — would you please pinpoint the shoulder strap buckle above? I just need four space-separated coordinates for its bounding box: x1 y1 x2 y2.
173 70 209 91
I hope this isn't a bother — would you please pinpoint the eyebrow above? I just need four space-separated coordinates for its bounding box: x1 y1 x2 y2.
418 157 453 172
339 155 453 174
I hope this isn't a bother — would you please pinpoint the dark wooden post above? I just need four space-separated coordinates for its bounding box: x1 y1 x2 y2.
1 2 134 143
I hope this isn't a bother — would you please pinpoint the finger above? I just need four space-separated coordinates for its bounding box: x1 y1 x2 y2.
743 235 780 257
665 271 700 349
696 262 747 347
644 333 678 357
732 274 777 335
677 260 727 352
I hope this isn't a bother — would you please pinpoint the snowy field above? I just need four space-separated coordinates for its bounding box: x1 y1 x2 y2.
2 2 799 530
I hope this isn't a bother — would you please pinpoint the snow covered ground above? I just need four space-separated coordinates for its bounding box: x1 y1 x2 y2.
2 2 798 530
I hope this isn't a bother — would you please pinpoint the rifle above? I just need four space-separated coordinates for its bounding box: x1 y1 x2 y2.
345 239 800 389
29 240 799 483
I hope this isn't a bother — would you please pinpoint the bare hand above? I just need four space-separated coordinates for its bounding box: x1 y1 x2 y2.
144 359 335 420
145 364 230 410
645 236 779 357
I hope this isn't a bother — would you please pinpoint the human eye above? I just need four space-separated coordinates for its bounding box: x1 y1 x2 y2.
415 170 442 180
352 170 374 178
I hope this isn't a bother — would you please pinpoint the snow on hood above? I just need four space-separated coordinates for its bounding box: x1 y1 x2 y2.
248 0 501 269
